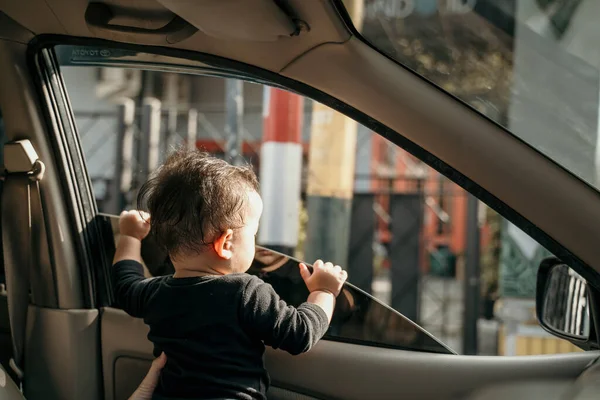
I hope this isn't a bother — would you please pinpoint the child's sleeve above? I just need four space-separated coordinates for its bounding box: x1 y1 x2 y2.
111 260 163 318
239 276 330 355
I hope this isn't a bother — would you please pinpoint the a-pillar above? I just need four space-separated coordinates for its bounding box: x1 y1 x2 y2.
258 87 303 256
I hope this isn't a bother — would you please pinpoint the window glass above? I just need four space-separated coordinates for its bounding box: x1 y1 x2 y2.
101 216 453 354
352 0 600 193
58 44 584 355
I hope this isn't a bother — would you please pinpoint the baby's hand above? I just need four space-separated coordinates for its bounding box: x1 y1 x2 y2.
119 210 151 241
299 260 347 297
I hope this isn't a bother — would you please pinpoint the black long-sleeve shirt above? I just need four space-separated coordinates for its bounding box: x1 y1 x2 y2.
111 260 329 400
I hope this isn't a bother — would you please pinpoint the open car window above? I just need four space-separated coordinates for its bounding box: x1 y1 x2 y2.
350 0 600 193
99 213 453 354
56 43 585 356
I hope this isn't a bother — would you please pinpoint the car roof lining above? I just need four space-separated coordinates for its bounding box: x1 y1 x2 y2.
2 0 600 285
0 11 34 44
0 0 350 73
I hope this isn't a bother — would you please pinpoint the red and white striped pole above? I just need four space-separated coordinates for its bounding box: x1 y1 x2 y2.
258 87 304 255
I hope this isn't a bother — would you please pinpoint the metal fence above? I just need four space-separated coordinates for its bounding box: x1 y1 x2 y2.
76 103 240 213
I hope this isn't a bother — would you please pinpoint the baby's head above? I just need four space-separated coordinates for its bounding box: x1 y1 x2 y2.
138 148 262 275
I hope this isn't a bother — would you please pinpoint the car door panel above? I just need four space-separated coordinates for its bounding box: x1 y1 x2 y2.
0 0 599 396
0 363 24 400
101 307 599 400
0 37 100 400
265 342 596 400
25 306 101 400
98 216 600 400
463 381 574 400
101 307 151 400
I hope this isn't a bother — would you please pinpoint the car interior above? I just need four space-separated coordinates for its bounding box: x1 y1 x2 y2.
0 1 600 399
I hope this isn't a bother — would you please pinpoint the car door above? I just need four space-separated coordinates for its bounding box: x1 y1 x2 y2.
1 1 600 400
46 45 599 400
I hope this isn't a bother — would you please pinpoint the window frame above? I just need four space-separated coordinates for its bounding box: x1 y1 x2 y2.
30 48 95 308
55 46 457 353
30 36 600 338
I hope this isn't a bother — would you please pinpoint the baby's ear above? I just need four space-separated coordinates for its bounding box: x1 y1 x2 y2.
213 229 234 260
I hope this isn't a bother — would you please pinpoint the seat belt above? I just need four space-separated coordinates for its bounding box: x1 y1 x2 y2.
2 140 47 383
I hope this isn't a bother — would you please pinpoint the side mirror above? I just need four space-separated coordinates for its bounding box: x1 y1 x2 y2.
536 259 591 341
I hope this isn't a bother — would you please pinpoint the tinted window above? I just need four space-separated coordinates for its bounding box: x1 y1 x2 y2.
98 214 452 354
250 248 453 353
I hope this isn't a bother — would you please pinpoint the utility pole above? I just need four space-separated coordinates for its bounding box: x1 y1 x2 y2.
187 109 198 150
259 87 303 255
463 194 481 355
186 76 198 151
224 79 244 166
107 99 135 213
304 104 358 266
304 0 363 266
138 98 161 185
164 73 179 154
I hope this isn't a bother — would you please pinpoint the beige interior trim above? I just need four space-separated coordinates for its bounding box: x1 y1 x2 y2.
464 380 575 400
0 12 33 44
0 364 24 400
101 308 152 400
0 0 351 73
0 39 84 309
156 0 297 42
1 2 600 399
101 307 599 400
25 306 101 400
266 342 596 400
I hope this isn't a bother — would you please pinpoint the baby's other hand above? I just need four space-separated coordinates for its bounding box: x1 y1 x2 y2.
119 210 151 241
299 260 348 297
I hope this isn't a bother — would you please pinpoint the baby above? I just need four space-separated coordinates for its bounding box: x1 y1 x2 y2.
112 148 347 400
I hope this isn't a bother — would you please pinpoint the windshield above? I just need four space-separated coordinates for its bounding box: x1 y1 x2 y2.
352 0 600 191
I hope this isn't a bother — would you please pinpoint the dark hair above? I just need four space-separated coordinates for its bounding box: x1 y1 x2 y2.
137 148 259 256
